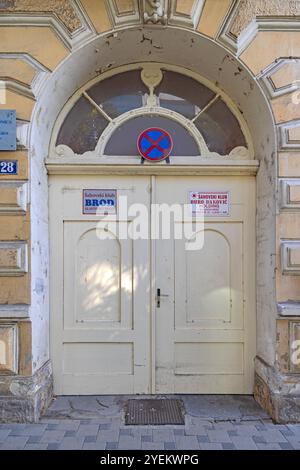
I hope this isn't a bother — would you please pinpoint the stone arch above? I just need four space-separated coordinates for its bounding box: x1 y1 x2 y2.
29 24 277 404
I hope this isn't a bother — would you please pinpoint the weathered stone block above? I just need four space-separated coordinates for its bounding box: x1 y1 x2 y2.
280 179 300 210
0 241 28 276
290 322 300 373
0 360 53 423
0 323 18 374
279 122 300 150
0 181 27 214
281 240 300 275
255 358 300 423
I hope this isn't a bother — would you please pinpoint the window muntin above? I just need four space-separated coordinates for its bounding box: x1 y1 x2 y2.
56 96 108 154
194 97 247 156
87 70 147 119
156 70 216 119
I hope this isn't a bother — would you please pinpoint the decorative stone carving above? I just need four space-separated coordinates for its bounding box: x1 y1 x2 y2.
230 0 300 38
107 0 204 28
141 65 163 90
228 146 250 159
55 144 75 158
0 0 82 33
141 65 163 106
143 0 168 24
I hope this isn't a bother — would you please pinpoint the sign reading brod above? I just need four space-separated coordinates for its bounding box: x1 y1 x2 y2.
83 189 117 215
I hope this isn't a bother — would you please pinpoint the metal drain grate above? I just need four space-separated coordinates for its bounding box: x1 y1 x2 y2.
125 399 185 425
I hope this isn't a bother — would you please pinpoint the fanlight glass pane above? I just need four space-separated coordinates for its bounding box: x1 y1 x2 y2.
194 98 246 155
104 115 200 156
56 95 108 154
87 70 147 119
56 68 248 157
156 70 216 119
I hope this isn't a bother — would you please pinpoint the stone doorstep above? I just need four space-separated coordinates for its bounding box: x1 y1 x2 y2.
2 363 300 424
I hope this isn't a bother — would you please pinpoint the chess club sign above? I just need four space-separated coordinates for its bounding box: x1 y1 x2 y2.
83 189 117 215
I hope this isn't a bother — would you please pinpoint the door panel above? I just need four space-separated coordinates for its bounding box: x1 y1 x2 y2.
50 176 151 395
64 222 132 329
185 229 231 323
155 176 255 394
73 227 121 323
175 223 243 329
174 343 244 375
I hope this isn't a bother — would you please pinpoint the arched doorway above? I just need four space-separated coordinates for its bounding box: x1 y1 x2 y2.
48 63 257 394
28 25 276 399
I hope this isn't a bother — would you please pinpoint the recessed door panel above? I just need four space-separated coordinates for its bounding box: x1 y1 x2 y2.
175 223 243 329
75 228 121 323
186 229 231 323
64 222 133 330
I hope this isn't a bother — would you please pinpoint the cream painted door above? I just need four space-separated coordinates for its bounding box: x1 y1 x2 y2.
49 175 151 394
155 176 256 394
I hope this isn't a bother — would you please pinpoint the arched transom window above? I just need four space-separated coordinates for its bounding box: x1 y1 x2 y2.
53 64 252 162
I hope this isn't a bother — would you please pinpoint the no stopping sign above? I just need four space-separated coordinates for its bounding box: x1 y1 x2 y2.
137 128 173 162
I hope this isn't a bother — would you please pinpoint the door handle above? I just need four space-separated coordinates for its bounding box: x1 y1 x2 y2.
156 288 169 308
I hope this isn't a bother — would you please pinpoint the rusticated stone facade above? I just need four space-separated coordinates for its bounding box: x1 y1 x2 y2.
0 0 82 32
230 0 300 38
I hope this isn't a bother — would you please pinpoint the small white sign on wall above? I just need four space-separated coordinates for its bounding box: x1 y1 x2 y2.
83 189 117 215
189 191 230 216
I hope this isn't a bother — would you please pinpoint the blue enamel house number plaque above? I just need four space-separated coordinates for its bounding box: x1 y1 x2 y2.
0 160 18 175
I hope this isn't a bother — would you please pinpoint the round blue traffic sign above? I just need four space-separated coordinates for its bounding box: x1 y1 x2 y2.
137 128 173 162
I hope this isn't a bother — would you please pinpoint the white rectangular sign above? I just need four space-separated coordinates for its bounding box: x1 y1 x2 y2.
189 191 230 216
83 189 117 215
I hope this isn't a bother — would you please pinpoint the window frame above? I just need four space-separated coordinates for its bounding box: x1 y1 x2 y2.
50 63 254 163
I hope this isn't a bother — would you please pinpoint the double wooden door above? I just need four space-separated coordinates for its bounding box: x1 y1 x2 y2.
50 175 255 394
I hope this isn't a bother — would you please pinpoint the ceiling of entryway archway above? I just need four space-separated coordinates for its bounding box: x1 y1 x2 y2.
30 26 276 162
